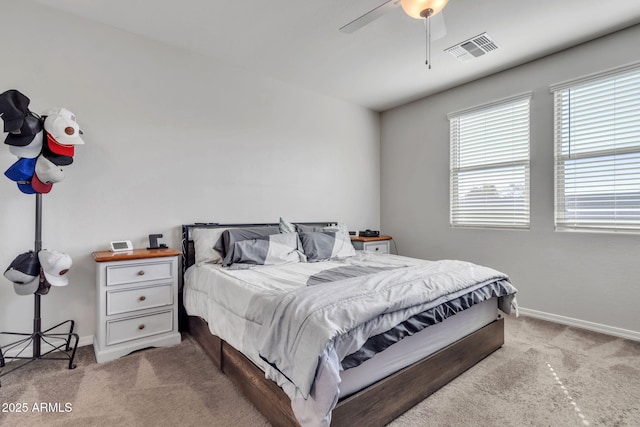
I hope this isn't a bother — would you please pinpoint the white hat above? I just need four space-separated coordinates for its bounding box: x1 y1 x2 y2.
35 155 65 184
38 250 72 286
43 108 84 146
9 130 44 158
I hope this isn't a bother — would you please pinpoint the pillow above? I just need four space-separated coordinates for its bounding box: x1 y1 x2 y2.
279 217 296 233
227 232 305 269
192 227 228 265
214 226 280 266
299 231 356 262
296 223 322 233
328 223 349 235
296 222 349 235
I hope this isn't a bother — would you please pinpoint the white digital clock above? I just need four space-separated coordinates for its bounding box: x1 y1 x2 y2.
110 240 133 252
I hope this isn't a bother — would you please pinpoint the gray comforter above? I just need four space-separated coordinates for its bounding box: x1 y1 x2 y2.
253 259 517 426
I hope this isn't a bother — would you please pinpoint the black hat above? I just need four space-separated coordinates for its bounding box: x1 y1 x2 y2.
0 90 31 133
4 114 44 147
4 251 40 295
42 138 73 166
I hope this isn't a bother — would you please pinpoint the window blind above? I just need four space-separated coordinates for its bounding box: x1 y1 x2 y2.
449 95 531 229
553 63 640 233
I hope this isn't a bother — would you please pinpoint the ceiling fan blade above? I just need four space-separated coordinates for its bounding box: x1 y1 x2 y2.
340 0 401 34
428 11 447 40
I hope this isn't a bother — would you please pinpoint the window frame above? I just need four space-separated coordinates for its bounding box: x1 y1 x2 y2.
551 62 640 234
448 93 532 230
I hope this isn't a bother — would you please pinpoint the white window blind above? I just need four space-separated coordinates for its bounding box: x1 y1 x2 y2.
449 95 531 229
552 63 640 233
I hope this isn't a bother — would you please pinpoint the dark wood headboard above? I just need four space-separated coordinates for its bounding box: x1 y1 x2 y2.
181 222 337 276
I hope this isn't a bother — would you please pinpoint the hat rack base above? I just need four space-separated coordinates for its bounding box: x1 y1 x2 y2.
0 194 79 386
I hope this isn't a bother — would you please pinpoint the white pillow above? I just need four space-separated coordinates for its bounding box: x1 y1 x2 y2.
191 227 228 265
331 230 356 259
279 217 297 233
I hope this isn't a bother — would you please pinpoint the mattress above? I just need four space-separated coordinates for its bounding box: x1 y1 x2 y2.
338 297 497 397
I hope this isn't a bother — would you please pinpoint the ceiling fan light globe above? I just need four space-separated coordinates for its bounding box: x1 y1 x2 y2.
400 0 449 19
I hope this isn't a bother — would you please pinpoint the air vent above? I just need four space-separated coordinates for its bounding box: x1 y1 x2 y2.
445 32 499 62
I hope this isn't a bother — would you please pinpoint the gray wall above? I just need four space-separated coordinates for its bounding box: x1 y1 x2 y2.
381 25 640 339
0 1 380 347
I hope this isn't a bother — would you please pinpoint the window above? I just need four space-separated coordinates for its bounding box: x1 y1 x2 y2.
552 63 640 233
449 94 531 229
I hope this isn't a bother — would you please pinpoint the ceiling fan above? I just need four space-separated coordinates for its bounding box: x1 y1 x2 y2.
340 0 450 68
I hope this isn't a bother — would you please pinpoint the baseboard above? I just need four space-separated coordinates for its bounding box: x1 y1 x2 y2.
1 334 93 359
78 335 93 347
518 307 640 342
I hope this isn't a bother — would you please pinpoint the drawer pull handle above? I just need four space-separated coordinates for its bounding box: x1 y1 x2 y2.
137 270 145 276
139 296 146 301
138 324 145 330
375 247 379 251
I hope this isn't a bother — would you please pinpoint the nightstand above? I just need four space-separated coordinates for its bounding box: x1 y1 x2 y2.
351 235 393 254
92 248 181 363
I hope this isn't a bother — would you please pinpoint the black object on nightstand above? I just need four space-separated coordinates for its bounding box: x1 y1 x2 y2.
148 233 168 250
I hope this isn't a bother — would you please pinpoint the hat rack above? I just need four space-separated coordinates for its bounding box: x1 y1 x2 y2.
0 193 79 386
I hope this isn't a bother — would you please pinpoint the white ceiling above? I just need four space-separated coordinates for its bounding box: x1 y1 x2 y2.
32 0 640 111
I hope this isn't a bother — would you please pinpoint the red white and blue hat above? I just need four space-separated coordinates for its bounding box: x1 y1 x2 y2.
4 157 37 194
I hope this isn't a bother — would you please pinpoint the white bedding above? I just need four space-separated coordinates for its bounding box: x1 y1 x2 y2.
183 252 427 368
184 252 516 426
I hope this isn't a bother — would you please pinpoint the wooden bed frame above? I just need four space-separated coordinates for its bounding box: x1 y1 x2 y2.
181 223 505 426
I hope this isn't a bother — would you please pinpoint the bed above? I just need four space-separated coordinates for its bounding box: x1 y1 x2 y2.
181 222 517 426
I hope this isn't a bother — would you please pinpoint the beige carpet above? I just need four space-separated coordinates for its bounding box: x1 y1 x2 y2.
1 315 638 426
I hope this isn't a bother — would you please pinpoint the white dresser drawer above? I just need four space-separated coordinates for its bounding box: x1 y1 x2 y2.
94 249 181 363
106 284 173 316
106 261 173 286
363 241 390 254
106 310 173 346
